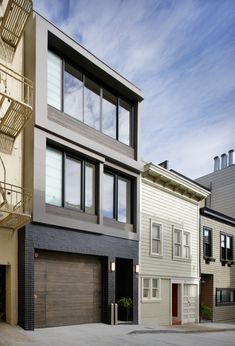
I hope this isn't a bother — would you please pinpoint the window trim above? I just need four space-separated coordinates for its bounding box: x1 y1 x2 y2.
220 232 233 263
203 226 213 259
48 50 135 147
142 277 161 302
172 227 191 261
216 288 235 306
46 144 97 215
150 220 163 257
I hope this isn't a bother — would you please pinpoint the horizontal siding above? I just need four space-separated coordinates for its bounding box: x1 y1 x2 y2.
200 216 235 322
48 106 135 159
140 279 170 325
141 178 199 279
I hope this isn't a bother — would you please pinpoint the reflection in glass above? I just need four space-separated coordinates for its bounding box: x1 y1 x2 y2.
103 173 114 218
119 99 131 145
118 177 131 223
102 89 116 139
64 64 83 121
84 77 101 130
65 157 81 209
47 51 62 110
46 147 62 206
85 162 95 214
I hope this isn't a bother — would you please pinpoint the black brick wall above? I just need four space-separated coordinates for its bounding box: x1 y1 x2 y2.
18 223 139 330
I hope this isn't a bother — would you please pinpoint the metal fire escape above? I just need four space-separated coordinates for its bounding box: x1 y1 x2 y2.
0 0 32 229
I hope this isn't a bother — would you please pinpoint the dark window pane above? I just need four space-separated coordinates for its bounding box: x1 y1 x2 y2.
84 77 101 130
103 173 114 219
64 64 83 121
102 89 117 139
119 99 131 145
46 147 62 206
85 162 95 214
118 176 131 223
65 157 81 210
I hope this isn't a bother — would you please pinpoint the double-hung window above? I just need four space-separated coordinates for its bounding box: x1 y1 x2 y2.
46 146 96 214
151 221 163 256
47 51 134 147
173 228 191 260
103 171 132 224
221 233 233 262
203 227 212 258
142 278 160 301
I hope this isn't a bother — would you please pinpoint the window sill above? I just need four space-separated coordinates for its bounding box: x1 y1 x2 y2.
46 204 98 223
150 253 163 259
103 217 134 232
141 299 161 303
172 256 191 263
216 302 235 307
204 257 216 264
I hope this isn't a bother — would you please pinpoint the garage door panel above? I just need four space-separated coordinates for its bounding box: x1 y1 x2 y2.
35 251 102 328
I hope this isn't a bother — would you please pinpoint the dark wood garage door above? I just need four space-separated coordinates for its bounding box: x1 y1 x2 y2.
35 251 102 328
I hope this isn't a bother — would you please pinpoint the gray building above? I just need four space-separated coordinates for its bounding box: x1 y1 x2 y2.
196 150 235 219
19 12 143 330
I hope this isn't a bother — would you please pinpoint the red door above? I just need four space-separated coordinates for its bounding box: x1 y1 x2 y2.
172 284 178 317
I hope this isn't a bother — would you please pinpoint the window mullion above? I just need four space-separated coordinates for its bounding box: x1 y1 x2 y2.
114 174 118 220
81 160 85 212
61 59 65 112
62 151 65 207
116 97 119 141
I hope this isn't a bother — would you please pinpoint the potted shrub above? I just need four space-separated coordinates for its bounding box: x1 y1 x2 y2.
117 297 133 321
200 303 212 321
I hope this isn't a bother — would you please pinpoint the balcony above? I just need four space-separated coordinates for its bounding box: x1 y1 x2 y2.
0 0 32 49
0 181 31 229
0 62 33 153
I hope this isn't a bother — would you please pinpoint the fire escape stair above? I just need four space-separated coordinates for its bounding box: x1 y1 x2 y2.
0 0 33 49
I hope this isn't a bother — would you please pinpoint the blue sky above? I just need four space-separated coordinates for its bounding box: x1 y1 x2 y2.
34 0 235 178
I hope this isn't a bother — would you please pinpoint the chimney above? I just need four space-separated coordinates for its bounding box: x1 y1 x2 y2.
221 153 227 169
214 156 220 172
228 149 234 166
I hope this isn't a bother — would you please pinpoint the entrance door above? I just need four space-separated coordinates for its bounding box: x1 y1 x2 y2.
172 284 178 317
183 284 197 323
115 258 133 321
0 266 6 321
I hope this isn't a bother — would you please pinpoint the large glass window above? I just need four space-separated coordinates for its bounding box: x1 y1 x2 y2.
46 147 62 206
103 171 132 224
47 51 62 110
47 51 134 147
119 99 131 145
102 89 117 139
84 77 101 131
64 64 83 121
216 288 235 305
46 146 96 214
65 157 81 210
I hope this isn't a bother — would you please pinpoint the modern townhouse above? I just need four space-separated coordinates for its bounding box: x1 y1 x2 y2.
19 11 143 330
140 162 209 325
0 0 32 325
200 207 235 322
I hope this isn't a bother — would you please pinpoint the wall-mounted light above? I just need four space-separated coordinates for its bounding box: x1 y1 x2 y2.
135 264 140 273
34 252 39 259
110 261 116 272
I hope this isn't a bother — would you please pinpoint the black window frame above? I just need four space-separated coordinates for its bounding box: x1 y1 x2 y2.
216 288 235 306
48 50 135 147
46 144 98 215
103 169 134 224
203 227 213 259
220 232 233 262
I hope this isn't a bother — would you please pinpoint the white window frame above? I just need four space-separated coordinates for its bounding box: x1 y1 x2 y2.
142 277 161 302
150 220 163 257
173 227 191 261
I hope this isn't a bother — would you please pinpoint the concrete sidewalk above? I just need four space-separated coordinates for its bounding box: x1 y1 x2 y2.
0 321 235 346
